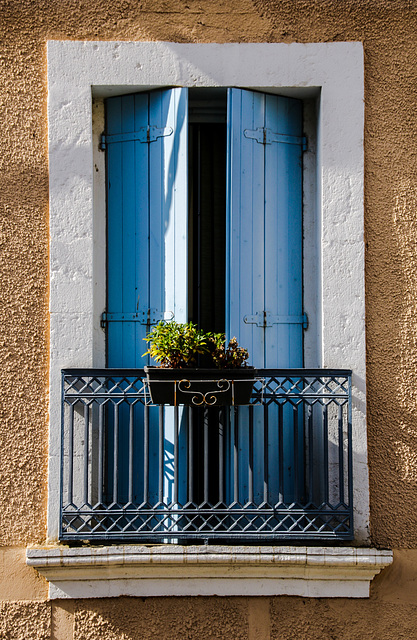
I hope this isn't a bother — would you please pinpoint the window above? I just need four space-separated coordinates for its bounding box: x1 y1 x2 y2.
46 41 368 548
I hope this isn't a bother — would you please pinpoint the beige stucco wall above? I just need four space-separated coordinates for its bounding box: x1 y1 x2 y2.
1 0 417 637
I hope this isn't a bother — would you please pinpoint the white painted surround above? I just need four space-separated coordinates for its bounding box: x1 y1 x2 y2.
37 40 387 599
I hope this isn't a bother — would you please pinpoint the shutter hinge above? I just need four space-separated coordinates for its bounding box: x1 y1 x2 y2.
244 127 307 150
100 126 173 150
244 311 308 329
101 309 174 328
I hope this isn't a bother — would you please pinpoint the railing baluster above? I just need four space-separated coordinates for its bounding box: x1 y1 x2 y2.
68 404 74 505
204 407 209 504
307 404 313 503
218 407 224 504
293 405 299 503
323 404 329 504
98 403 104 504
174 406 179 505
248 405 254 504
278 403 284 503
234 407 239 504
263 404 269 504
143 404 149 504
128 402 134 504
158 405 164 504
113 403 118 504
83 404 89 505
188 407 193 504
347 375 353 522
338 404 345 503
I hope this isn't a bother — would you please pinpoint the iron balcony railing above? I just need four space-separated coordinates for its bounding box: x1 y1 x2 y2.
60 368 353 543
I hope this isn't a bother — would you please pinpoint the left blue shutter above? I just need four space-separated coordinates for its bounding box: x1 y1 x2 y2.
106 89 188 367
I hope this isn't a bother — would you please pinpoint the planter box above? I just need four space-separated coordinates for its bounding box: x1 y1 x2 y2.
144 367 257 406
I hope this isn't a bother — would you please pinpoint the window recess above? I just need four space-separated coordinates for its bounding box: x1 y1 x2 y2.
102 87 306 370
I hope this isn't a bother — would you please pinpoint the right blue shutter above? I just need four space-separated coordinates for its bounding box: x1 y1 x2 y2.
226 89 304 368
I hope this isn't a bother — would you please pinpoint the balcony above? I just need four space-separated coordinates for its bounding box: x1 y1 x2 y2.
60 369 353 543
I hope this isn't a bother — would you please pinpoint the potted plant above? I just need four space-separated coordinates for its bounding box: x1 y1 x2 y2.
143 321 256 406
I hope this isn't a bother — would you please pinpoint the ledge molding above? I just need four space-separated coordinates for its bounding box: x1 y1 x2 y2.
26 544 392 599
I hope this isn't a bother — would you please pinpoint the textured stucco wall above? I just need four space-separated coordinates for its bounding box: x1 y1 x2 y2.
1 0 417 638
0 602 51 639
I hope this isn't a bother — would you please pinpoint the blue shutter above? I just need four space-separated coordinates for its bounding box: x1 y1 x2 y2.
106 88 188 368
226 89 304 368
226 89 304 504
105 89 188 506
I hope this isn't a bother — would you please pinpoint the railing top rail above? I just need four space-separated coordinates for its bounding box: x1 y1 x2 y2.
62 367 352 377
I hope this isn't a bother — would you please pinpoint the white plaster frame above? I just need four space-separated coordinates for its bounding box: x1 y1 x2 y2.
44 41 371 597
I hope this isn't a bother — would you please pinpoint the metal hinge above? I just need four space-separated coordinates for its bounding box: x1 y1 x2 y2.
100 125 173 150
101 309 174 328
244 311 308 329
244 127 307 150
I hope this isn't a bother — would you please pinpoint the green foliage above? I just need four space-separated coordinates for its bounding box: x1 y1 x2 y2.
144 322 249 369
143 321 209 368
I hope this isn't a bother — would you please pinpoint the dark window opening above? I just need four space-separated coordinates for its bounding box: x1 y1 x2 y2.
188 89 227 334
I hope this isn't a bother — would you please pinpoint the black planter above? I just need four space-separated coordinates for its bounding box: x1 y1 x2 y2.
144 366 257 406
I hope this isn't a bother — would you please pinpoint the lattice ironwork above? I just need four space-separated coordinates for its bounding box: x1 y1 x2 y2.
60 368 353 542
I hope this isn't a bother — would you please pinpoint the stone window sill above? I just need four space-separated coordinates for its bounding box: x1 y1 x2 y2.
26 544 392 599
